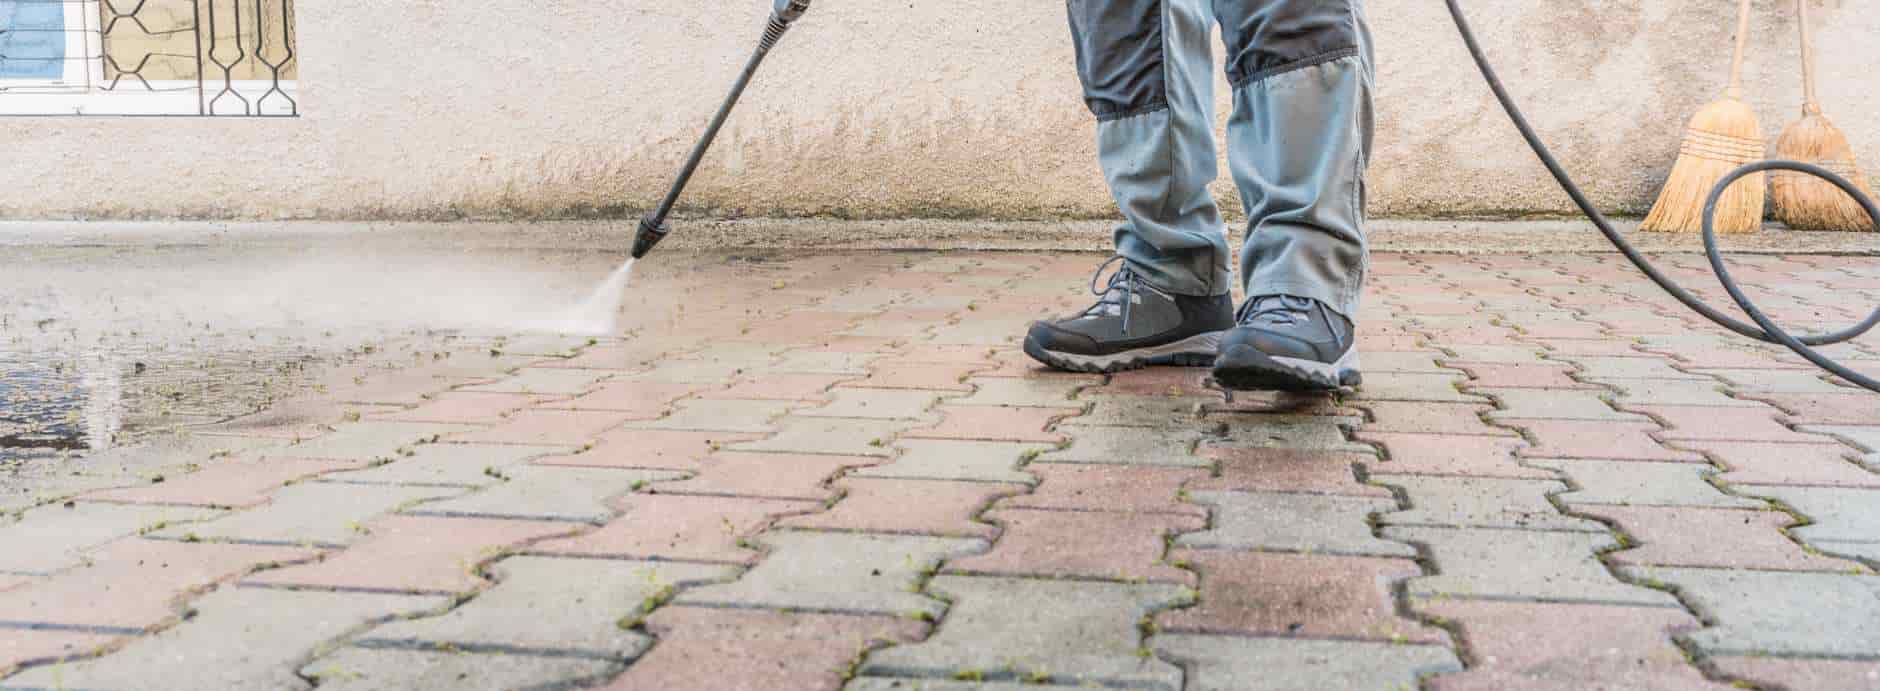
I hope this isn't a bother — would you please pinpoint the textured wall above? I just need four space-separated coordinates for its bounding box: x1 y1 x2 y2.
1 0 1875 221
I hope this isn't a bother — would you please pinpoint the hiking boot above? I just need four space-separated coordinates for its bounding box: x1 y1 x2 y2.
1023 257 1234 373
1212 294 1361 391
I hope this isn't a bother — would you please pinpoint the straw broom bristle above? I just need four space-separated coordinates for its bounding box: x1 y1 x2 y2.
1771 110 1876 231
1640 97 1766 234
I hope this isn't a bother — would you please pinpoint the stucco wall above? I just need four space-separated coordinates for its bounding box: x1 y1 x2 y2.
1 0 1875 221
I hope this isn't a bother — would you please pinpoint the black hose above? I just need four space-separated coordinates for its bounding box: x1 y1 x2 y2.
1444 0 1880 393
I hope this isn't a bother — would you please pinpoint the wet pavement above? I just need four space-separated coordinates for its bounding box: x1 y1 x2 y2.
0 239 1877 690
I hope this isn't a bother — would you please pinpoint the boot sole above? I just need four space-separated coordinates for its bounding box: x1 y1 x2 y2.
1212 344 1362 392
1023 332 1223 374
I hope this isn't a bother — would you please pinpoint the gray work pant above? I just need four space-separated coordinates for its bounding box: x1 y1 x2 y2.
1067 0 1374 317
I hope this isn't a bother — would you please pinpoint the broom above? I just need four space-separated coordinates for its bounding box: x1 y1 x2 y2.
1641 0 1765 234
1770 0 1875 231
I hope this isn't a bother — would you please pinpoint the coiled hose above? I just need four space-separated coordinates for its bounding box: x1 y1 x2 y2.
1445 0 1880 393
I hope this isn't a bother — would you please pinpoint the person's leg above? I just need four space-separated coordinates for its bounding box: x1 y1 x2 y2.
1210 0 1374 391
1024 0 1235 373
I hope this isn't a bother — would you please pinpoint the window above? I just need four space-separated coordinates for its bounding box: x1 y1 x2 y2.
0 0 297 116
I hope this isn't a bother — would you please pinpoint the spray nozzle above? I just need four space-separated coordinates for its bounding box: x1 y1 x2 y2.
631 215 670 259
773 0 810 24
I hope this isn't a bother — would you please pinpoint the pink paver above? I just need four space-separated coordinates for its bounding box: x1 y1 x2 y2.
998 464 1207 517
450 409 638 446
245 515 575 593
1353 401 1513 436
1511 420 1706 462
1630 404 1835 444
80 457 361 508
778 477 1024 538
1679 440 1880 488
734 314 866 342
1447 362 1597 389
369 392 562 425
902 405 1075 443
1354 433 1552 479
1157 550 1446 644
1532 337 1649 357
838 362 982 391
533 494 819 564
1192 447 1392 497
545 381 701 414
701 373 853 401
1420 600 1731 691
1099 368 1212 397
0 630 117 676
1743 392 1880 425
0 539 314 629
1711 657 1880 691
944 508 1201 584
893 344 998 364
1577 505 1859 572
534 430 763 471
534 344 663 371
652 452 876 500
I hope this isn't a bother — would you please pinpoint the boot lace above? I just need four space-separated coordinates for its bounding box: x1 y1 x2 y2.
1084 256 1152 335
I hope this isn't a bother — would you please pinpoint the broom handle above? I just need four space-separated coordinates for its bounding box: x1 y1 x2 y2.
1727 0 1753 99
1797 0 1820 114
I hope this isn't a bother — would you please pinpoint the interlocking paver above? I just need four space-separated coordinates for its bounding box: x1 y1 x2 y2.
0 503 220 573
1737 485 1880 556
1381 476 1603 532
1352 401 1512 436
530 493 818 563
1512 420 1705 461
840 363 981 391
79 457 361 508
1152 634 1460 691
1631 404 1830 444
406 466 682 522
539 381 701 414
856 575 1188 689
325 443 567 487
1621 567 1880 657
675 531 983 617
1 587 446 691
945 509 1201 583
268 422 478 462
1479 387 1647 421
0 630 116 678
1744 392 1880 425
151 482 458 547
798 388 941 420
1350 372 1485 403
732 417 912 457
1356 432 1550 479
620 398 796 433
1417 600 1727 691
1191 447 1389 497
352 557 734 655
0 539 314 630
951 377 1089 408
1178 491 1413 558
1566 356 1707 381
246 515 574 593
1599 378 1763 407
1158 550 1444 643
1578 505 1858 571
1532 459 1762 508
449 409 637 446
1678 439 1880 488
656 451 871 500
370 392 564 425
1448 362 1596 389
621 358 765 384
998 464 1206 516
703 373 853 401
1100 368 1211 397
1386 526 1678 606
460 368 612 395
537 429 762 471
1805 425 1880 465
1710 657 1880 691
302 648 616 691
599 607 925 691
779 478 1024 538
903 406 1074 444
1695 368 1855 394
1202 414 1373 455
850 439 1043 484
1073 395 1206 428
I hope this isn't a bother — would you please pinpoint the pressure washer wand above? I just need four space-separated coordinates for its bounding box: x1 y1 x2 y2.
632 0 813 259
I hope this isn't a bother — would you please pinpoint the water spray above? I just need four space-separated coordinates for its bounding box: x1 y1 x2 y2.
632 0 813 259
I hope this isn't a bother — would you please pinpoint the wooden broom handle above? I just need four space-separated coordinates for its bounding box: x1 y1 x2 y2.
1798 0 1821 114
1727 0 1753 99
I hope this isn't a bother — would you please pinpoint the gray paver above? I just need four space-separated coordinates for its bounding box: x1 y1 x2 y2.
1072 396 1207 428
1597 379 1763 407
620 358 763 383
1203 416 1372 455
770 350 884 375
1364 351 1453 373
1382 477 1604 532
1803 425 1880 467
460 368 613 395
1530 459 1763 509
850 439 1044 484
324 443 570 487
621 399 797 433
675 530 984 618
952 378 1089 408
1 587 446 691
1623 567 1880 657
730 417 913 457
486 334 597 358
856 575 1189 690
799 388 942 420
928 319 1029 345
1442 345 1549 363
1386 526 1678 606
1178 491 1414 558
269 422 479 462
1152 634 1462 691
846 680 1069 691
1693 369 1855 394
1349 372 1485 403
153 482 460 546
1037 427 1209 468
1479 388 1647 421
0 503 219 574
1567 357 1705 380
356 557 733 654
404 467 683 523
302 648 616 691
844 319 944 339
1736 485 1879 546
2 433 278 513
